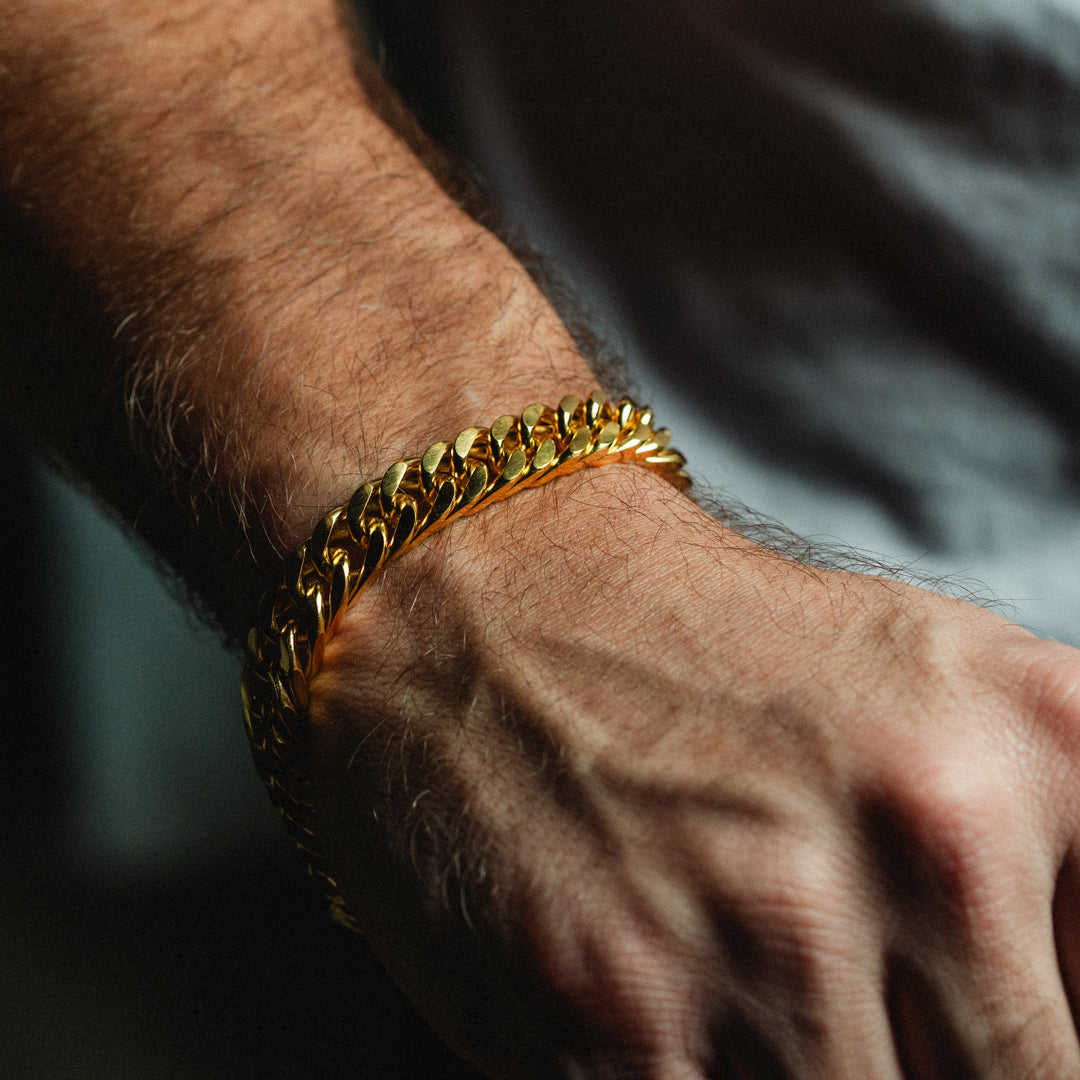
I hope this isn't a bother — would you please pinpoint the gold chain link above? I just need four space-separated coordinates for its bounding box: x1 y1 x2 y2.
241 391 690 923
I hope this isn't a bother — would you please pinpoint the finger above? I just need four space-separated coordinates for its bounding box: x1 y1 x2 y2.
887 858 1078 1078
854 710 1080 1079
699 842 906 1079
888 932 1078 1079
1053 857 1080 1034
710 977 903 1080
887 957 980 1079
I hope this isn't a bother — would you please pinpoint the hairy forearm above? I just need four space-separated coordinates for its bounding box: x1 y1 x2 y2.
0 0 596 634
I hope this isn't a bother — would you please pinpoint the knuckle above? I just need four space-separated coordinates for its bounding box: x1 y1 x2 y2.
737 838 846 928
708 831 861 1002
864 738 1014 918
1018 644 1080 733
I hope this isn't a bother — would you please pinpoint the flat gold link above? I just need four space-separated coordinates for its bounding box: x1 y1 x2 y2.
490 414 515 455
461 463 489 505
651 428 672 451
380 460 408 511
428 478 457 522
307 509 342 574
242 708 262 750
646 447 683 467
565 425 592 458
290 665 310 712
453 427 481 470
586 389 605 423
283 548 306 607
278 625 298 677
328 556 350 627
268 668 296 713
421 442 448 489
280 810 319 845
256 586 280 638
310 868 342 895
532 438 557 473
389 498 419 554
557 394 581 435
626 423 654 452
397 463 427 502
266 715 293 748
289 835 326 862
502 447 527 483
263 737 307 782
329 899 361 931
307 584 327 640
645 455 693 488
361 520 388 583
595 420 620 451
289 616 313 675
272 590 298 631
521 403 545 440
268 774 315 815
346 482 375 539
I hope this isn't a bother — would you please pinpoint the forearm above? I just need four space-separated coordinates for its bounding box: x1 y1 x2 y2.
0 0 596 635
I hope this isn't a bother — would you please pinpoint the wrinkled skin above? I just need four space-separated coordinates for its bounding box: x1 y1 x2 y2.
313 467 1080 1079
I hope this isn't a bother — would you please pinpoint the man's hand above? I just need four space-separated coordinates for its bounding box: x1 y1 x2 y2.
6 2 1080 1077
313 465 1080 1078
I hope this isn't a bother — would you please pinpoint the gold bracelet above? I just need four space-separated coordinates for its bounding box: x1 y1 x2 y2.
241 391 689 923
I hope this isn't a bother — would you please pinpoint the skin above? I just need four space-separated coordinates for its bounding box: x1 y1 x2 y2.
4 1 1080 1076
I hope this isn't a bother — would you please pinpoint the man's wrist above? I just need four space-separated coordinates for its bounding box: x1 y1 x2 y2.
324 458 713 687
243 393 692 910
